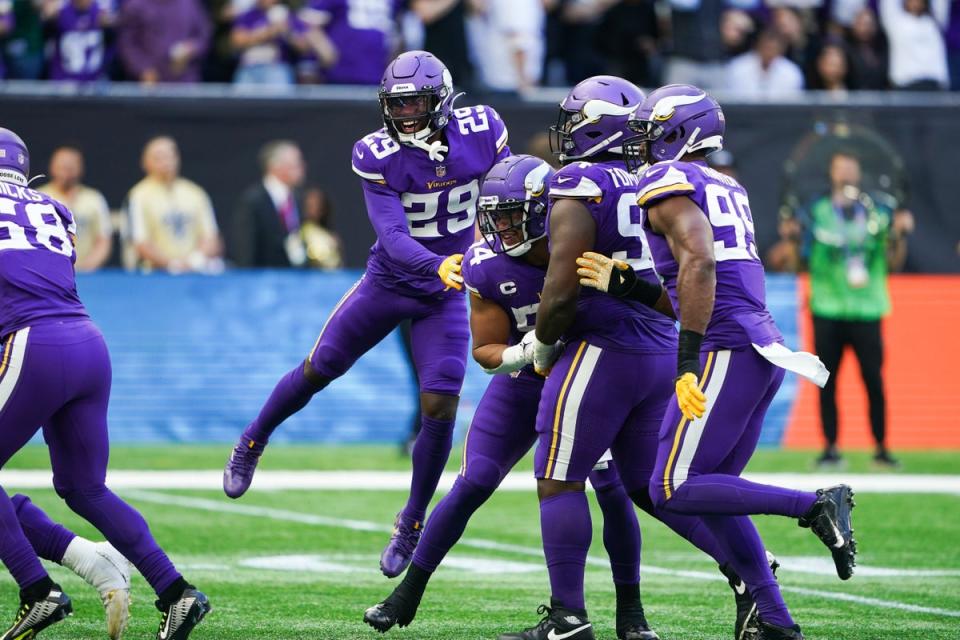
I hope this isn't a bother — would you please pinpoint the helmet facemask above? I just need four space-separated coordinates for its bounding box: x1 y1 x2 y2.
380 89 448 144
478 198 546 257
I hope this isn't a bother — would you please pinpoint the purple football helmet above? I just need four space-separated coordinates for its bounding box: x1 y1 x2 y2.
378 50 457 145
549 75 645 164
478 155 554 257
0 128 30 185
623 84 725 171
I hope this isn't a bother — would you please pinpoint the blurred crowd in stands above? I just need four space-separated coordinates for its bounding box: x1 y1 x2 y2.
39 137 343 273
1 0 958 93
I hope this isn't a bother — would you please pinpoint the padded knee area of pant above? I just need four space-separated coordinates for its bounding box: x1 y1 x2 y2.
10 494 30 512
309 344 351 379
442 476 496 516
461 455 505 491
422 356 466 392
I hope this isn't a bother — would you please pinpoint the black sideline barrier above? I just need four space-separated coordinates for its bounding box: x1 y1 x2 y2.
1 89 957 272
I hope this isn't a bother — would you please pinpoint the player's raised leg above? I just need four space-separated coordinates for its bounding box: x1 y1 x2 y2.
365 374 539 630
224 275 406 498
12 494 131 639
42 323 210 640
0 329 74 640
651 348 856 581
379 292 469 577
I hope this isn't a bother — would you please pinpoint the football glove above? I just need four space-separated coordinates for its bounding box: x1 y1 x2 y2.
482 331 537 375
532 333 563 377
438 254 464 291
675 372 706 420
576 251 663 306
576 252 635 296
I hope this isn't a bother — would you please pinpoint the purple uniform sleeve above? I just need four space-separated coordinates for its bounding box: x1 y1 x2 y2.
635 161 698 208
461 242 494 298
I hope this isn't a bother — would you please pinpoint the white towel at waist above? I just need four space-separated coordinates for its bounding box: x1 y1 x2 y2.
752 342 830 388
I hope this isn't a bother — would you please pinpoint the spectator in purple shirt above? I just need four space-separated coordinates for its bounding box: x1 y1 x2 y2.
298 0 398 85
117 0 211 83
42 0 114 82
0 0 13 79
231 0 309 85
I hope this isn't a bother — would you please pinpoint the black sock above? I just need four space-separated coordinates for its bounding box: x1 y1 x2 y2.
550 596 588 617
157 577 192 610
398 564 432 601
20 576 55 603
615 582 641 609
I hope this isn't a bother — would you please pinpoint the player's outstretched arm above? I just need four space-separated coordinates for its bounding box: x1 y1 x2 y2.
575 251 676 319
648 195 716 419
361 179 449 278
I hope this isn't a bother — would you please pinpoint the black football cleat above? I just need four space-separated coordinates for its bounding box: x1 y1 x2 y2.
1 585 72 640
872 449 901 469
758 620 804 640
799 484 857 580
498 602 595 640
155 587 210 640
615 602 659 640
363 587 420 633
721 551 781 640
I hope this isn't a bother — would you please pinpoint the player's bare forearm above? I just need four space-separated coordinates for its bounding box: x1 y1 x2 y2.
648 196 715 334
535 198 596 344
653 289 677 320
469 293 512 369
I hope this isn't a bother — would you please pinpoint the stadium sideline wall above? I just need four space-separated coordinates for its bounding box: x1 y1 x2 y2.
66 271 956 449
1 92 958 272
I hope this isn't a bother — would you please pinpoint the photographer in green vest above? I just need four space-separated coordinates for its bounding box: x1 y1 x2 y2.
774 150 914 468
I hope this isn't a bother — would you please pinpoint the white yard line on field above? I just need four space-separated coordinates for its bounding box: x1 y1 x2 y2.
121 490 960 619
2 470 960 494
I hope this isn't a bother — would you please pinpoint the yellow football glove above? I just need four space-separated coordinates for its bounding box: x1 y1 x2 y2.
576 252 633 295
438 253 464 291
675 372 706 420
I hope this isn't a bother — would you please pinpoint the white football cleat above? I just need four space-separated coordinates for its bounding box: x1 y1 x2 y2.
91 543 132 640
63 538 132 639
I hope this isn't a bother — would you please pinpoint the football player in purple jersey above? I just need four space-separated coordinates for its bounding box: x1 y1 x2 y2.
223 50 511 578
501 77 780 640
577 84 856 640
363 155 653 640
0 128 209 640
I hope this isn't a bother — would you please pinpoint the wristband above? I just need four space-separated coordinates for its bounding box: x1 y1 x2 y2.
623 277 664 307
677 329 704 378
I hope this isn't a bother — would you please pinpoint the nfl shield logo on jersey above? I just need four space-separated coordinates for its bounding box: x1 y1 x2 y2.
435 165 447 177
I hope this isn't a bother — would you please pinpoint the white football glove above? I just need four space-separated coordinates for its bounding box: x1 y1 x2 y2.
532 333 563 377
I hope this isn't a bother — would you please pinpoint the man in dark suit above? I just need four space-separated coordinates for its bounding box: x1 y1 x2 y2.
230 140 307 267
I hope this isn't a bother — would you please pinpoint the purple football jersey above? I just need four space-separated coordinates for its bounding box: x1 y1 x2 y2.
547 159 676 353
352 105 510 297
300 0 398 84
461 240 545 346
48 1 106 82
0 182 88 336
637 159 782 350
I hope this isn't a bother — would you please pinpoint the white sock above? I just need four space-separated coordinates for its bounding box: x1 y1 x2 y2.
61 536 98 582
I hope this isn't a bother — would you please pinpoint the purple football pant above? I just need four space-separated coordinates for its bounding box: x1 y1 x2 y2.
0 321 182 594
11 494 75 563
413 372 641 587
307 275 468 394
650 347 819 628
